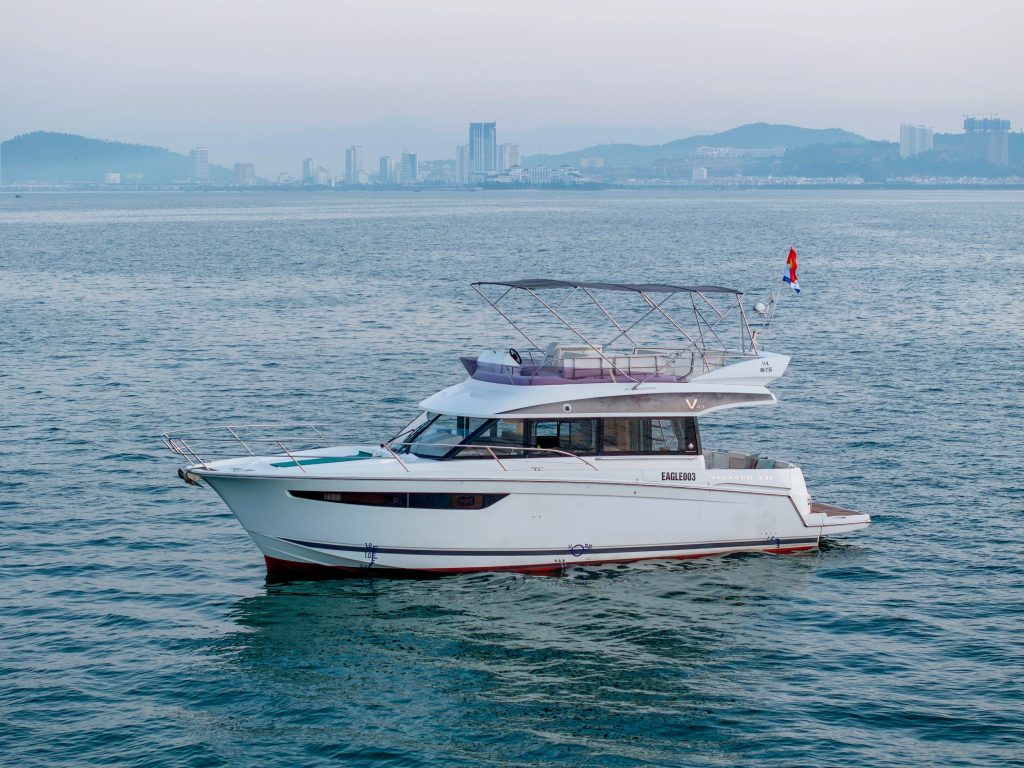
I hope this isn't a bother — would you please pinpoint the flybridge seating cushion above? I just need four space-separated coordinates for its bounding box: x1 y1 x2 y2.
543 344 670 380
562 357 603 375
546 342 602 360
560 354 665 378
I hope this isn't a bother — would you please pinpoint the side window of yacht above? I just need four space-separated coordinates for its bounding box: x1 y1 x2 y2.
651 418 699 454
601 418 636 454
530 421 560 451
430 417 697 459
650 418 682 453
527 419 598 455
560 419 598 455
480 419 526 451
455 419 527 459
600 418 698 455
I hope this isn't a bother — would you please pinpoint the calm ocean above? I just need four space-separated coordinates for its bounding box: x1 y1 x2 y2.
2 190 1022 767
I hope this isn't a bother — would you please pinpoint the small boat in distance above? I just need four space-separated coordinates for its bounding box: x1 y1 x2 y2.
164 279 869 577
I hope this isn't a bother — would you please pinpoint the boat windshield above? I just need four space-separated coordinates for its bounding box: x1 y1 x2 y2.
393 413 700 459
395 413 490 458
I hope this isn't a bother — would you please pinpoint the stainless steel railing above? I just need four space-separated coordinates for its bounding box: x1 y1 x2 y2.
386 441 600 472
161 423 336 471
162 426 601 474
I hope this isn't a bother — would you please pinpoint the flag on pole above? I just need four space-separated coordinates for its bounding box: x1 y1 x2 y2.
783 247 800 294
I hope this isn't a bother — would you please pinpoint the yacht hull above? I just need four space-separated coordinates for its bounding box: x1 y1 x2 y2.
198 467 850 576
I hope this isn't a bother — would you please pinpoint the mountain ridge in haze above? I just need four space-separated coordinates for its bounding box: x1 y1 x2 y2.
0 131 234 184
524 123 867 167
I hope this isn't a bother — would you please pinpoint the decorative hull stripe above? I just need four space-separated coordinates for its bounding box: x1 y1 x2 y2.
280 536 819 558
264 547 816 577
289 490 508 510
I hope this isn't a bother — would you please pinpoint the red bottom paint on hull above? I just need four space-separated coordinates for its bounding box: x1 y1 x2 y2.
264 545 816 580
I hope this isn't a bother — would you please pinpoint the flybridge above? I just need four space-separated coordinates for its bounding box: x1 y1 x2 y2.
467 279 779 387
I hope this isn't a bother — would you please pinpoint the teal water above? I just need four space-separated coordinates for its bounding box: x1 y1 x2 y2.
2 190 1022 766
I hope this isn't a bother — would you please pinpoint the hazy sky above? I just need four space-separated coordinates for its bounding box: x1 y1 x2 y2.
2 0 1021 173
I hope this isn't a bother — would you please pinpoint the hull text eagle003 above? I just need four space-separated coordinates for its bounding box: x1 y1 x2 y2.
164 279 869 576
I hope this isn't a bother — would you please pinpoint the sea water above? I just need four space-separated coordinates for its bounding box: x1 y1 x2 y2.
1 190 1022 766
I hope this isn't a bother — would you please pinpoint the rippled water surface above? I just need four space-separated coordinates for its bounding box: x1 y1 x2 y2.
2 190 1022 766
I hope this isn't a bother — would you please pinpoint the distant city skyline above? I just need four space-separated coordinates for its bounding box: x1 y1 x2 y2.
104 113 1018 183
2 1 1022 173
10 112 1024 182
5 112 1020 189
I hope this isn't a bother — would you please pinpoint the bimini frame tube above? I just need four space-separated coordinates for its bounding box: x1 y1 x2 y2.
470 280 757 377
522 288 640 383
470 283 543 351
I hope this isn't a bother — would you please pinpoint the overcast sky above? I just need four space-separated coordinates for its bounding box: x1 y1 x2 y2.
2 0 1021 173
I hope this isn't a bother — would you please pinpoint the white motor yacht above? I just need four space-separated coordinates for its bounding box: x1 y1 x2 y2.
164 279 869 576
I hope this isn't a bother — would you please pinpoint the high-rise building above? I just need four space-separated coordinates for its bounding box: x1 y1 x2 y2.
302 158 316 183
400 151 418 184
468 122 497 176
190 147 209 183
234 162 255 185
314 166 332 186
345 146 363 184
964 116 1010 165
497 143 520 172
899 124 934 158
456 145 470 184
379 155 395 184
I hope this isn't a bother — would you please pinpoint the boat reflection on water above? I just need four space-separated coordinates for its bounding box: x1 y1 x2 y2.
194 553 845 763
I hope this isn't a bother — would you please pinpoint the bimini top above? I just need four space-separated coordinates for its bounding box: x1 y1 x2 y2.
473 279 742 295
